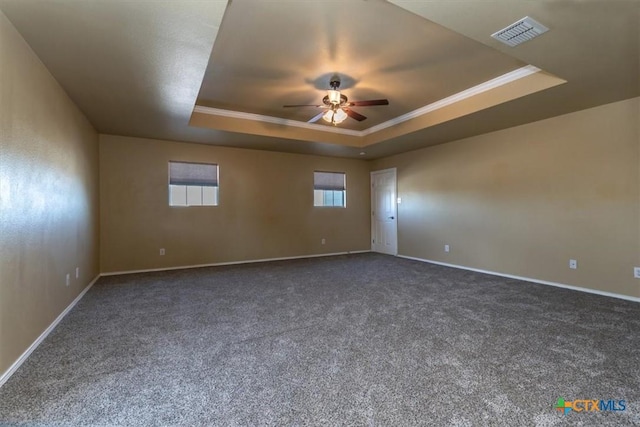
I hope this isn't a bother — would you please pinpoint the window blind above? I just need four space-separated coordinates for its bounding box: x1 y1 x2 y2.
169 161 218 187
314 171 345 191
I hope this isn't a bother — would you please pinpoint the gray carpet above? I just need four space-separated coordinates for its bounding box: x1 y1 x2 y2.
0 253 638 426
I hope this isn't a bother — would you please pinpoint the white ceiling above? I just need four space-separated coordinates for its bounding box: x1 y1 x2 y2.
1 0 638 159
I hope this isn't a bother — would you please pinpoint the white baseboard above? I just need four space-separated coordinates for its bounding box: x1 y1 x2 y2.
18 250 629 390
398 255 640 303
100 250 371 276
0 274 101 388
1 251 372 388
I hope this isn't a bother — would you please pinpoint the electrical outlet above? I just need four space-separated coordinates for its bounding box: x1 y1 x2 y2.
634 267 640 279
65 273 70 286
569 259 577 269
444 244 450 253
75 267 80 279
321 238 326 245
159 248 165 256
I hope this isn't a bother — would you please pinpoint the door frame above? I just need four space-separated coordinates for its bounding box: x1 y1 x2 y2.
370 167 398 255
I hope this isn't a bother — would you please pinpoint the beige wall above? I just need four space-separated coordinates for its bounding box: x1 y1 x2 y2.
99 135 371 273
372 97 640 298
1 0 637 384
0 11 100 376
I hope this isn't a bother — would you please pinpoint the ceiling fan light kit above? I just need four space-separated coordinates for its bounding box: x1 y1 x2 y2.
283 74 389 126
323 108 348 125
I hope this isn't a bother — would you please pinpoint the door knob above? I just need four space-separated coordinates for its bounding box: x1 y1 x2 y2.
389 216 395 219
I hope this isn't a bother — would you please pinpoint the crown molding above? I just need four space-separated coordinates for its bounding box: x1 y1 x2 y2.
192 105 362 137
361 65 541 136
192 65 541 139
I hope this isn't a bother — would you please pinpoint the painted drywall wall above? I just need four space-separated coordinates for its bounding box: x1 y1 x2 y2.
372 97 640 298
99 135 371 273
0 11 100 376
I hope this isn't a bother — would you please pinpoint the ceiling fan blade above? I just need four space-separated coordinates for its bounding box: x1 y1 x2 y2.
347 99 389 107
308 112 325 123
345 108 367 122
283 104 324 108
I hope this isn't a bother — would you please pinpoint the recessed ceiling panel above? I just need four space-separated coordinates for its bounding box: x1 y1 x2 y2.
195 0 529 132
5 0 633 158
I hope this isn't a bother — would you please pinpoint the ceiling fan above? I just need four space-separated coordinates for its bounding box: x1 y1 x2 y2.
283 75 389 125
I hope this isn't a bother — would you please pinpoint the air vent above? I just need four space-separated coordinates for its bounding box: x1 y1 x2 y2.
491 16 548 47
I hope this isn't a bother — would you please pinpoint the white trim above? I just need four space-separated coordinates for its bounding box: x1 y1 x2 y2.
193 66 540 138
0 274 101 388
5 250 633 389
100 251 371 276
370 167 397 175
0 251 373 387
398 255 640 303
361 65 541 136
192 105 362 137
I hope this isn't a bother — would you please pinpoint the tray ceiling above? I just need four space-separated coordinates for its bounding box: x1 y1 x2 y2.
0 0 637 158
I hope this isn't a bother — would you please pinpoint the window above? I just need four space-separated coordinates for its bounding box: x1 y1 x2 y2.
169 161 218 206
314 171 346 207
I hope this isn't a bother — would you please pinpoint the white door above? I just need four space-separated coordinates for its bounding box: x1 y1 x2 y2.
371 168 397 255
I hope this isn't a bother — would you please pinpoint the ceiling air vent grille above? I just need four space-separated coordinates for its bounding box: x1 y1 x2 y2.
491 16 548 47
